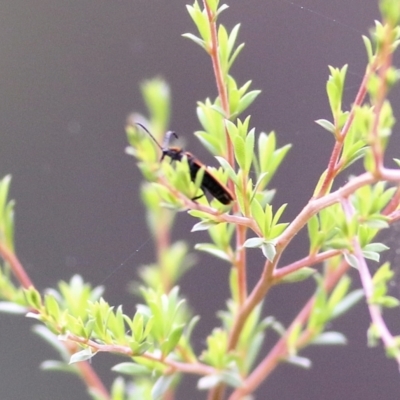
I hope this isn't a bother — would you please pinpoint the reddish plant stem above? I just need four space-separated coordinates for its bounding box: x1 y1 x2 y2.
0 243 33 289
228 166 400 397
227 172 378 350
202 2 247 306
202 4 248 398
229 259 350 400
341 195 400 368
203 1 232 161
0 245 111 400
75 358 110 399
273 249 341 281
235 224 248 304
66 333 216 376
382 185 400 215
354 240 400 367
315 60 375 197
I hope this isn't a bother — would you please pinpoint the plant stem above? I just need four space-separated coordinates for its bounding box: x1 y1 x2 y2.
229 259 350 399
0 243 33 289
203 0 248 306
0 245 111 400
273 249 341 281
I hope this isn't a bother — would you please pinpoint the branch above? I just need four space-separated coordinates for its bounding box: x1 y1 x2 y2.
273 249 341 281
65 333 216 376
0 245 110 400
228 259 350 400
353 240 400 368
0 243 33 289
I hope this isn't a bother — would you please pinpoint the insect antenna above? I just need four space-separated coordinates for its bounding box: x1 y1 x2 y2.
136 122 163 151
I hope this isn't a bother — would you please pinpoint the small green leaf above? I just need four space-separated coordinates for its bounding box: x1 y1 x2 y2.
0 302 27 314
191 220 218 232
40 360 76 374
243 237 264 248
261 242 276 262
315 119 335 133
285 355 312 369
112 362 150 375
69 348 94 364
220 370 243 388
310 331 347 346
344 253 359 268
162 324 185 355
362 35 373 62
331 289 364 319
362 251 380 262
195 243 231 262
152 374 175 400
234 135 246 171
373 295 400 308
182 33 206 50
364 243 389 253
197 374 222 390
244 129 255 173
215 156 238 185
278 268 316 284
236 90 261 115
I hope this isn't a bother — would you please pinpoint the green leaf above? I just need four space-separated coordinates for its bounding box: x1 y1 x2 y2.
44 294 60 320
197 374 222 390
315 119 335 134
182 33 206 50
152 374 175 400
185 3 210 44
69 348 94 364
362 35 373 62
243 237 265 248
344 253 359 269
162 324 185 356
236 90 261 115
263 204 273 237
140 78 171 134
261 242 276 261
250 198 265 232
0 175 12 218
374 295 400 308
195 243 231 262
220 369 243 388
215 156 238 185
112 362 150 375
24 287 42 309
0 302 27 314
110 377 125 400
278 267 316 284
33 325 71 361
40 360 77 374
362 250 380 262
310 331 347 346
327 275 351 311
233 135 246 171
372 262 393 284
244 129 255 173
331 289 364 319
364 243 389 253
191 220 218 232
285 355 312 369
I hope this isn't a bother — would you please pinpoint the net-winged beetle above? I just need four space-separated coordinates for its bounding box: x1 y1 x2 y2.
136 123 234 205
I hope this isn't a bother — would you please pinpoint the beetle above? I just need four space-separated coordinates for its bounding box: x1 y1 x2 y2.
136 123 234 205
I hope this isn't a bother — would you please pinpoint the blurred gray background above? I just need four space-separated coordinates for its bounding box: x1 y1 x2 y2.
1 1 400 399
